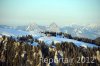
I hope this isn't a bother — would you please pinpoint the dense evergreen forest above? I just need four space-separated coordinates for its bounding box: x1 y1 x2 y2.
0 35 100 66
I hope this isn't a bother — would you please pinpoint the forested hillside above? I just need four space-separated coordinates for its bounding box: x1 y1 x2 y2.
0 35 100 66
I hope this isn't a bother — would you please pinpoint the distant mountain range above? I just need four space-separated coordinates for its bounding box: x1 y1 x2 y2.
0 23 100 39
61 24 100 39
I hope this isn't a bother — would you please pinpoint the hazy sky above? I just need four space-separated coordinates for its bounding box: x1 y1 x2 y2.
0 0 100 26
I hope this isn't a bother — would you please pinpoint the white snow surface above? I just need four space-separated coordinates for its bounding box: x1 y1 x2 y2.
38 36 98 48
0 28 43 38
31 42 38 46
0 28 29 37
0 28 99 48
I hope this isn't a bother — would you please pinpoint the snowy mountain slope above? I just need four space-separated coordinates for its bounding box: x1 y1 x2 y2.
28 31 45 38
0 25 12 29
0 23 100 39
0 28 29 37
14 25 28 31
0 27 99 48
26 22 60 32
26 23 39 31
38 36 99 47
61 24 100 39
26 22 45 32
86 23 100 29
0 27 45 39
48 22 60 32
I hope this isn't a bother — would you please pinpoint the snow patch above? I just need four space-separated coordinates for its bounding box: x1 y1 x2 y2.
38 36 98 48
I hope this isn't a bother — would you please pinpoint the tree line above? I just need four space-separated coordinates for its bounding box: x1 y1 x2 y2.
42 31 100 46
0 35 100 66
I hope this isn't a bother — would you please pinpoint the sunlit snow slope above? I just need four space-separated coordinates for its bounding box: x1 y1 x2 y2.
0 28 99 48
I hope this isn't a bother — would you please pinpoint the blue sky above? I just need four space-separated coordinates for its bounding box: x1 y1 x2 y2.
0 0 100 26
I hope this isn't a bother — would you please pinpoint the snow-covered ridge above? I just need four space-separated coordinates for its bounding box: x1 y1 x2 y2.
26 22 60 32
0 27 99 48
38 36 98 48
0 28 29 37
48 22 60 32
0 23 100 39
61 24 100 39
26 22 43 32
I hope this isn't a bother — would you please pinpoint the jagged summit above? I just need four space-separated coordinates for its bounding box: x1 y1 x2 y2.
49 22 60 32
86 23 100 29
26 22 42 32
26 22 60 32
49 22 58 27
1 23 99 39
